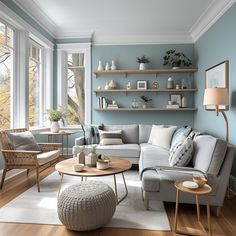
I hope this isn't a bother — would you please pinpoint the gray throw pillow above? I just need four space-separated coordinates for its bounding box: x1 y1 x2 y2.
8 131 40 151
84 124 104 145
169 134 194 167
171 126 192 148
99 130 123 145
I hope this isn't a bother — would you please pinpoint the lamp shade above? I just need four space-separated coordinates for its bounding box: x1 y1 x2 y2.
203 88 229 106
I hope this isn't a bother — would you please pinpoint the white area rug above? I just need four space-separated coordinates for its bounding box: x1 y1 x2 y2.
0 170 170 231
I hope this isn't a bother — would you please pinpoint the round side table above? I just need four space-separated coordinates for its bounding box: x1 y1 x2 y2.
174 181 212 236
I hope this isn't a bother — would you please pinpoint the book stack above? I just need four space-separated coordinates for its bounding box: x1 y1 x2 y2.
98 97 107 108
107 103 118 109
166 104 180 109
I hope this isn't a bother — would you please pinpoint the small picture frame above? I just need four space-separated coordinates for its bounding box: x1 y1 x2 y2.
170 94 181 106
137 80 147 90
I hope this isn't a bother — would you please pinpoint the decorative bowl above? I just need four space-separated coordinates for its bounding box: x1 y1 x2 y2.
73 164 85 172
192 175 207 188
96 160 110 170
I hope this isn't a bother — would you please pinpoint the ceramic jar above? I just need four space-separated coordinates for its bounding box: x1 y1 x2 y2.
77 149 85 165
85 152 97 167
108 80 116 89
50 121 60 133
105 82 109 90
167 77 174 89
181 96 187 108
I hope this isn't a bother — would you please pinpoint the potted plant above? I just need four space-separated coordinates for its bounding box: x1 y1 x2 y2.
163 50 192 69
140 95 152 108
137 55 150 70
47 108 66 133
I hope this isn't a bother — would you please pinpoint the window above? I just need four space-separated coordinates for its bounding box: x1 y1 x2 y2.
28 39 43 128
0 20 14 129
67 53 85 125
57 43 91 126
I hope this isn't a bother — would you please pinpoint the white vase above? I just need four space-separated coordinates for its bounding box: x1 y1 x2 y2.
181 96 187 108
105 62 110 70
97 61 103 71
139 63 147 70
85 152 97 167
50 121 60 133
111 60 117 70
108 80 116 89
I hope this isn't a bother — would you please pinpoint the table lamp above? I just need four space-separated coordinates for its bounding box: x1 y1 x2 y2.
203 88 229 143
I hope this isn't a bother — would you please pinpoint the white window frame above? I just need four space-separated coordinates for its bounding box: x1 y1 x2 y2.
57 43 91 126
0 2 54 130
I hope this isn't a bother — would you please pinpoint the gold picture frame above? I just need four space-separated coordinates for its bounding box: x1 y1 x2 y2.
205 60 229 111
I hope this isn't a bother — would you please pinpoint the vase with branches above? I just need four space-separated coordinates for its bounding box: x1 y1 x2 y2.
137 55 150 70
140 95 152 108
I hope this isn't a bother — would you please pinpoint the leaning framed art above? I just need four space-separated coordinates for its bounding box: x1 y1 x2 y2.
205 60 229 110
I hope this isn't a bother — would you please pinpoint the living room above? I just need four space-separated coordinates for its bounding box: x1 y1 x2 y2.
0 0 236 235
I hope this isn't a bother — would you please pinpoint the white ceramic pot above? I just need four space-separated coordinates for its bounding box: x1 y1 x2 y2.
97 60 103 71
85 152 97 167
139 63 147 70
50 121 60 133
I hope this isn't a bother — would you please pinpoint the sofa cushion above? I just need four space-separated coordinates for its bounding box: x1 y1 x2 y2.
37 150 60 165
103 124 138 144
8 131 40 151
138 124 152 144
99 130 123 145
171 126 192 148
148 125 177 150
84 124 103 145
192 135 217 173
96 144 140 158
169 134 194 167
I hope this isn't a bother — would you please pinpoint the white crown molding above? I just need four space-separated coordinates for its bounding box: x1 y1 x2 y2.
13 0 57 38
0 1 54 48
190 0 236 42
92 34 194 46
56 31 94 40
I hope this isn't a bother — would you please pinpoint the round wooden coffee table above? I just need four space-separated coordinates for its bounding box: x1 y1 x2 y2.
55 156 132 204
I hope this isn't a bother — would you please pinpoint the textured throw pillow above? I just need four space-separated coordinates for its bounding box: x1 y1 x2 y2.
84 124 104 145
169 134 194 167
8 131 40 151
99 130 123 145
171 126 192 148
148 125 177 150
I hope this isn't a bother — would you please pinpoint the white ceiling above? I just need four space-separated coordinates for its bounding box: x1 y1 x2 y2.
14 0 235 44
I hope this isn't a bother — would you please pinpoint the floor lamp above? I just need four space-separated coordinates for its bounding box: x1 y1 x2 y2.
203 88 229 144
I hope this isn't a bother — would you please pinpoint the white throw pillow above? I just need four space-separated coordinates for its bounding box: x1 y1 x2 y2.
99 130 123 145
148 125 177 150
169 134 194 167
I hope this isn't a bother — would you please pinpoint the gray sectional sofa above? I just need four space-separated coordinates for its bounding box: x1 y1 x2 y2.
72 124 235 208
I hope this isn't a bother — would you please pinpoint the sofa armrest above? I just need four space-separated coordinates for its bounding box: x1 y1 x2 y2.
75 136 85 145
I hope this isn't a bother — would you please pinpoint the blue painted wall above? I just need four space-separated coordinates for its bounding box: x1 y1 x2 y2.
194 3 236 145
92 44 196 126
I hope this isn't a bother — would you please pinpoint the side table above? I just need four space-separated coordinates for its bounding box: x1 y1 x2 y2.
39 130 78 158
174 181 212 236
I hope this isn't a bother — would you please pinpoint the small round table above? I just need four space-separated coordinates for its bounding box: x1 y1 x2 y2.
55 156 132 204
174 181 212 236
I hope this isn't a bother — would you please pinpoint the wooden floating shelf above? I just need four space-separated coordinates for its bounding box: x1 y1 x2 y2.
94 68 197 75
94 88 197 94
95 108 197 111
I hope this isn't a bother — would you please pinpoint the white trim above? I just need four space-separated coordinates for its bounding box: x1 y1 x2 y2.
190 0 236 42
13 0 57 38
57 43 91 125
92 34 194 45
0 2 54 48
56 31 94 40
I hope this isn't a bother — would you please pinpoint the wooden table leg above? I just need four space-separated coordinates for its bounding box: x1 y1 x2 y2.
206 194 212 236
174 189 179 232
196 195 200 222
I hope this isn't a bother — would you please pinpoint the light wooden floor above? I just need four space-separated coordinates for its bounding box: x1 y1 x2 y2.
0 165 236 236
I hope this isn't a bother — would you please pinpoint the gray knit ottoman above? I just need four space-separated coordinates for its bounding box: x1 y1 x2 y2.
57 180 116 231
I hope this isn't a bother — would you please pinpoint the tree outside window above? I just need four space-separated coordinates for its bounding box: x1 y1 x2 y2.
0 21 13 129
67 53 85 125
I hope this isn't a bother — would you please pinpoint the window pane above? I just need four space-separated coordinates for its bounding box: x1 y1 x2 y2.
0 22 13 129
67 53 85 125
29 42 41 127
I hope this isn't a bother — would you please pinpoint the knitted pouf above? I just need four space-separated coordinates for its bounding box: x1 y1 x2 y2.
57 180 116 231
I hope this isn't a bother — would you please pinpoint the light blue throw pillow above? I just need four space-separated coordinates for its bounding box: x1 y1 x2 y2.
171 126 192 148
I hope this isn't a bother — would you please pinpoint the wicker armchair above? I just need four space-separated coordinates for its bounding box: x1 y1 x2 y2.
0 128 61 192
